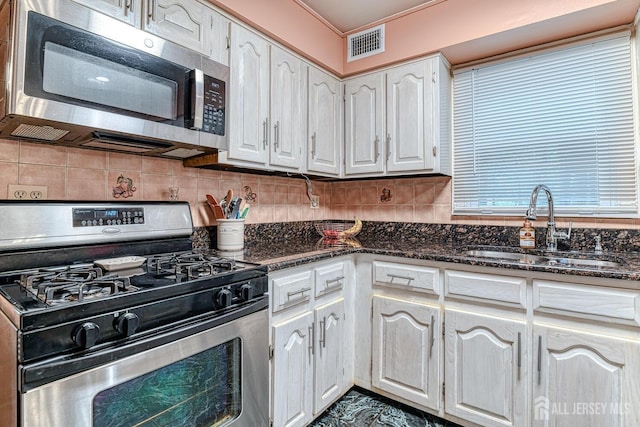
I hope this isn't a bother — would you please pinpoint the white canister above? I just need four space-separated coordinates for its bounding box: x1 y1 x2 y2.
216 219 245 251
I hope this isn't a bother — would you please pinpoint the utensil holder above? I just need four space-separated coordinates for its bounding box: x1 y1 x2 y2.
217 219 245 251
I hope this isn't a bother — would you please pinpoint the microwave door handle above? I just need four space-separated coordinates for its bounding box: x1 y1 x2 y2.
192 69 204 130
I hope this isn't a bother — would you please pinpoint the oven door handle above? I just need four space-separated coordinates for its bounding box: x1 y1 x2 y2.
20 297 268 392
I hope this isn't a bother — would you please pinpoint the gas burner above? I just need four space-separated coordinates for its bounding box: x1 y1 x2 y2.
19 265 138 306
146 252 238 282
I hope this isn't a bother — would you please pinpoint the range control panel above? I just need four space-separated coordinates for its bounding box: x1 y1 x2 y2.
72 208 145 227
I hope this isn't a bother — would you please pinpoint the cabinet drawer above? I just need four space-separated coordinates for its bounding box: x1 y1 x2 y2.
533 280 640 325
315 261 346 297
445 270 526 308
373 261 440 295
271 271 313 313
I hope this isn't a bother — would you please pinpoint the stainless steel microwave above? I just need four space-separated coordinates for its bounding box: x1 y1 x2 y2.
0 0 229 158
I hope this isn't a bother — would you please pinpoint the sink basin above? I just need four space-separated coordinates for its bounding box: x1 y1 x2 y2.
465 250 543 264
464 249 623 269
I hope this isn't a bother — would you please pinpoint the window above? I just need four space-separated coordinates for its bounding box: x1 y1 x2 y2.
452 32 637 217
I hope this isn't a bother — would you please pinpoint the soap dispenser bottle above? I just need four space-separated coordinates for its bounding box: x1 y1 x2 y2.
519 220 535 249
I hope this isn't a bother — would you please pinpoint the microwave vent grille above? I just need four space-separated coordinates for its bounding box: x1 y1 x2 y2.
11 124 70 141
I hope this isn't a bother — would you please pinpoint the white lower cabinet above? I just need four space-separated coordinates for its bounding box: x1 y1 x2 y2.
270 259 352 427
271 255 640 427
532 324 640 426
371 295 441 411
271 300 345 427
444 309 528 427
313 299 345 412
272 311 314 427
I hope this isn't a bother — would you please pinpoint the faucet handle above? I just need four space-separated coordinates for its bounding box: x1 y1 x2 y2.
553 221 572 241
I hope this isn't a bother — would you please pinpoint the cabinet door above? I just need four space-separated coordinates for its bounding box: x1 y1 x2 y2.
272 311 314 427
386 60 433 173
228 24 270 165
372 295 440 411
207 11 230 66
445 310 528 427
307 66 342 176
532 325 640 427
71 0 140 26
314 298 345 414
344 74 385 175
143 0 211 54
270 46 306 170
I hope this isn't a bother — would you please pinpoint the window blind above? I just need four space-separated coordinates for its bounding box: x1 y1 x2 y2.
452 32 637 217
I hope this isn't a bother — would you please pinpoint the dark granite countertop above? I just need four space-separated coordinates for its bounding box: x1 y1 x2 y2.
226 238 640 283
194 221 640 284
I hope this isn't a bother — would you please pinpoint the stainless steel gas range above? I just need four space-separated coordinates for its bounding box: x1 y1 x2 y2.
0 201 268 427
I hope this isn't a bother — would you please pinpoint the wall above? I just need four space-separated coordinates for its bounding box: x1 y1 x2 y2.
207 0 639 75
2 139 638 230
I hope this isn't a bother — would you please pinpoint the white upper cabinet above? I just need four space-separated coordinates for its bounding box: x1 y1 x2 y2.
221 25 306 172
344 73 385 175
386 59 432 172
226 24 271 165
269 46 307 170
72 0 228 59
307 66 343 177
71 0 140 26
143 0 211 56
344 54 451 177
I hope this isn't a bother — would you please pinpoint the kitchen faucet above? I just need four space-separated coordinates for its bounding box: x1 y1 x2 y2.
525 184 572 251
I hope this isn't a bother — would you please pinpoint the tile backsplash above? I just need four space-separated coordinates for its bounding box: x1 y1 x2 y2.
2 139 640 230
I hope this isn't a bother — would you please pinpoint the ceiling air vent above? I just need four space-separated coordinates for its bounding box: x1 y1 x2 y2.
347 24 385 62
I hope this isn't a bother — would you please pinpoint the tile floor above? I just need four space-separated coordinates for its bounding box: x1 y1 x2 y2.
309 388 462 427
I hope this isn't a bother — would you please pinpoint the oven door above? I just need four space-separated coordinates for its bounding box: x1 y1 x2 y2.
20 304 268 427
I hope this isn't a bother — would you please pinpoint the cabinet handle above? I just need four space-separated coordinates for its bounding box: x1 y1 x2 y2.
386 273 415 284
308 324 315 356
537 335 542 384
429 315 435 358
262 118 268 150
146 0 155 25
311 132 317 158
319 317 326 348
386 134 391 160
273 121 279 152
286 287 311 306
125 0 133 14
323 276 344 293
374 136 380 161
517 332 522 368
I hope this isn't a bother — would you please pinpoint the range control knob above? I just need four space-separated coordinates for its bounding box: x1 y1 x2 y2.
72 322 101 349
114 312 140 337
216 289 233 308
239 284 254 301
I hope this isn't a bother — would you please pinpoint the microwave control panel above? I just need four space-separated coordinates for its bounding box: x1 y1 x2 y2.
202 75 226 136
72 208 145 227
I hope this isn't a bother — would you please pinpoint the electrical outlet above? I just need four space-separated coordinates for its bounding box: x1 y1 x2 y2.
310 195 320 209
8 184 48 200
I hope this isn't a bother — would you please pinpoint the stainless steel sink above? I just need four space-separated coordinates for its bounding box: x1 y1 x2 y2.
464 249 623 269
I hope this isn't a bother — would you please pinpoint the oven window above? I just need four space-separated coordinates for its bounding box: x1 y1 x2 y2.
92 338 241 426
